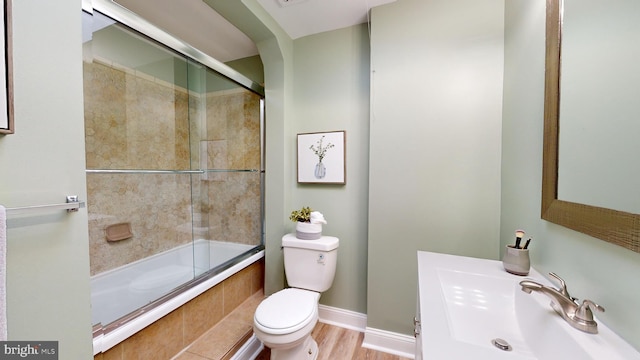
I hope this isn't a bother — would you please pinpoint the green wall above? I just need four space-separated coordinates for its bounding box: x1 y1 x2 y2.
290 25 371 313
1 0 636 356
209 1 371 315
226 55 264 85
367 0 505 335
0 0 93 357
501 0 640 350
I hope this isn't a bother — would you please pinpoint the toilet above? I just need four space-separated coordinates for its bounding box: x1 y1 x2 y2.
253 233 339 360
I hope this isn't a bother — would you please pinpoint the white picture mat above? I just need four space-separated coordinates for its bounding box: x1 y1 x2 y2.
297 131 345 184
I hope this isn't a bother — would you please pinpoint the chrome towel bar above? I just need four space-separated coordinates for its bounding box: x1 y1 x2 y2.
5 195 85 216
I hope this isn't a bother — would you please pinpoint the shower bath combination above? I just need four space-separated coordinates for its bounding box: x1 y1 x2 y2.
82 1 265 353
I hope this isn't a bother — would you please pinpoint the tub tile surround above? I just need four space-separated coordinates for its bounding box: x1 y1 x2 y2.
176 294 262 360
84 60 262 275
87 172 193 274
83 61 191 171
206 172 262 247
183 284 225 345
204 91 261 171
94 259 264 360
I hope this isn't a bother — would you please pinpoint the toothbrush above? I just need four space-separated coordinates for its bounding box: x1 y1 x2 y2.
523 238 532 249
515 229 525 249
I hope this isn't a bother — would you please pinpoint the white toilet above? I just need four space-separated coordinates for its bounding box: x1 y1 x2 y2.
253 233 339 360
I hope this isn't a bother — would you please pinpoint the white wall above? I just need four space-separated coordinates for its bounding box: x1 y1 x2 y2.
0 0 93 357
502 0 640 350
368 0 505 334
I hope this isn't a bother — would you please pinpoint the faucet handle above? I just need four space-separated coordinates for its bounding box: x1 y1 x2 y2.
549 272 578 302
575 299 605 322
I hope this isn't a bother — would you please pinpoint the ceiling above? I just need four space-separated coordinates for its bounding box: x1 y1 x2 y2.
114 0 396 62
255 0 396 40
115 0 259 63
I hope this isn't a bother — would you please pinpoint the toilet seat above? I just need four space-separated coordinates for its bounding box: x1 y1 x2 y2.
254 288 320 335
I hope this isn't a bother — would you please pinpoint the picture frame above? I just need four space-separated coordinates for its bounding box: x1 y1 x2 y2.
0 0 13 135
297 131 346 184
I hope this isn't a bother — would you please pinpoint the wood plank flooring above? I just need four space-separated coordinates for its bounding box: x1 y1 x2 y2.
176 291 412 360
255 322 412 360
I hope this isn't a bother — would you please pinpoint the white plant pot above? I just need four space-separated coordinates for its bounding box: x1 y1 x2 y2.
295 222 322 240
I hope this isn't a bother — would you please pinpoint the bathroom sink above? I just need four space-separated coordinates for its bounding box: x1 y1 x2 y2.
417 251 640 359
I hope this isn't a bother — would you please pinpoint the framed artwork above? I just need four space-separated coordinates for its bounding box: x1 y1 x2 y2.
0 0 13 134
297 131 346 184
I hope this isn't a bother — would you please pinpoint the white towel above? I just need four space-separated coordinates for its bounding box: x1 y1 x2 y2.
0 205 6 340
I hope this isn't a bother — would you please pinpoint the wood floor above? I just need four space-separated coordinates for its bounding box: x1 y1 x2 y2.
254 322 412 360
175 291 412 360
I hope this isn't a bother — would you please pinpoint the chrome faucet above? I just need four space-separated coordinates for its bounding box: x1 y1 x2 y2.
519 272 605 334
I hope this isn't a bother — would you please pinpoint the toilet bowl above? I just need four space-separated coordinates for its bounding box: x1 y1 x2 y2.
254 288 320 359
253 234 339 360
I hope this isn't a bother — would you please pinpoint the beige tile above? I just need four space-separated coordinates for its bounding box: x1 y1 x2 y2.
122 309 185 360
186 320 252 360
181 292 262 360
86 64 262 273
249 260 265 294
173 351 211 360
87 173 193 275
96 343 123 360
183 284 225 345
223 267 252 316
224 290 264 326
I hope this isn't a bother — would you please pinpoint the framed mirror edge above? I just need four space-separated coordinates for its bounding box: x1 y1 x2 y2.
541 0 640 253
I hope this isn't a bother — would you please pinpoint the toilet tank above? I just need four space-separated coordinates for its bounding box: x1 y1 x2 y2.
282 234 339 293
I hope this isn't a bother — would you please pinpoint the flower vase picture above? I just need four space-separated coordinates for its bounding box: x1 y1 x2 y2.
310 135 333 179
297 131 346 184
315 161 326 179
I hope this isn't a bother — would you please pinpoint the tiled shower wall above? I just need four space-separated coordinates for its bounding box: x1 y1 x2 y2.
203 91 262 247
84 60 262 275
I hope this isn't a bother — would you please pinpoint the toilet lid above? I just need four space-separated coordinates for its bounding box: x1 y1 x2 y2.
254 288 319 335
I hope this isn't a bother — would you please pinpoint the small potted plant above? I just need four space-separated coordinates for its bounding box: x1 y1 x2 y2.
289 206 327 240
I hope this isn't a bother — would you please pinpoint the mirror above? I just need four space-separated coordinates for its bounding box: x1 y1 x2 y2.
541 0 640 253
557 0 640 214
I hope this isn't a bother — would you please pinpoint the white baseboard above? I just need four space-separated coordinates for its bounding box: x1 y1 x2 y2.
238 305 415 360
318 304 367 332
362 327 416 359
231 334 264 360
319 305 415 359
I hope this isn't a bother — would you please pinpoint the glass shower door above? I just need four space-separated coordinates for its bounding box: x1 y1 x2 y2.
83 7 264 331
84 10 198 326
190 65 264 274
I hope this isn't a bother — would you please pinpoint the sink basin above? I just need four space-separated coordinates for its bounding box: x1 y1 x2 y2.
417 251 640 359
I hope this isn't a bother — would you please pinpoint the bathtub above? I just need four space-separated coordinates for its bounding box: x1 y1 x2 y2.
91 239 263 354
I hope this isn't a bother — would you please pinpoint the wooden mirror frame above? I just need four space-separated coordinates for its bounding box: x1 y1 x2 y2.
541 0 640 252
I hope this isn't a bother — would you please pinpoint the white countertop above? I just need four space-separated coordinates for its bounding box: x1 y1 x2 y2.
416 251 640 360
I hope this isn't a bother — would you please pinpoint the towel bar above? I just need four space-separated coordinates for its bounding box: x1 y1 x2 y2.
5 195 85 216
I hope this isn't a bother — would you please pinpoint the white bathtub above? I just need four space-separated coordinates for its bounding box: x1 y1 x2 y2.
91 239 263 354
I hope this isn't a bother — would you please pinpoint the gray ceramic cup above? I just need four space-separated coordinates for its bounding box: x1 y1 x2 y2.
502 245 530 276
